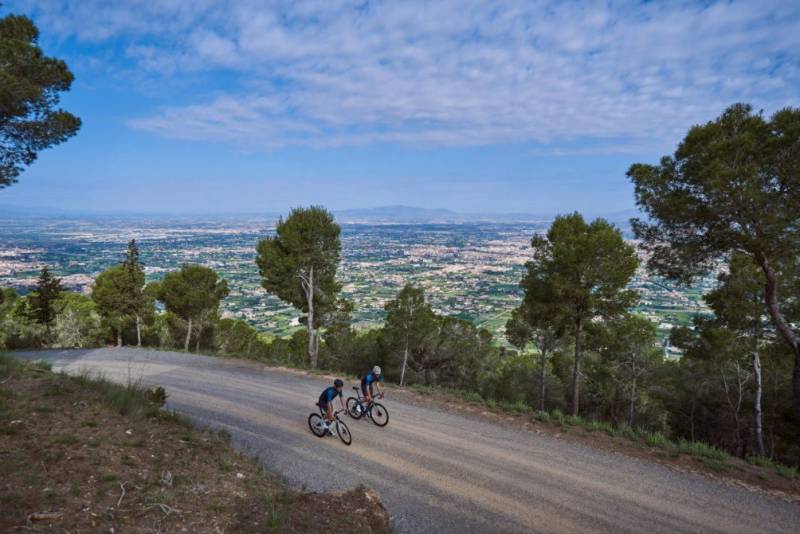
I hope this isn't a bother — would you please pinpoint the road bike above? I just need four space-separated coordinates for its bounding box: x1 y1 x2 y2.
308 407 352 446
346 387 389 427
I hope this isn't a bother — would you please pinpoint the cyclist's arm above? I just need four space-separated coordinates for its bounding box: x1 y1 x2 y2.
376 382 383 396
339 394 346 411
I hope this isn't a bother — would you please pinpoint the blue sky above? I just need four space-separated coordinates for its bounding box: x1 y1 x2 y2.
2 0 799 216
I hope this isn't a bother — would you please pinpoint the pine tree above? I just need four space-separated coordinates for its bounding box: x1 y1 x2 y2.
122 239 147 346
29 266 63 337
255 206 341 369
520 213 639 415
629 103 800 419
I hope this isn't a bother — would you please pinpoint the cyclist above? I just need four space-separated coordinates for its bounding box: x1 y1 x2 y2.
361 365 384 403
318 378 346 427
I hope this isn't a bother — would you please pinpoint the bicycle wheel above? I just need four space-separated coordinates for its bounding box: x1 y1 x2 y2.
335 419 352 446
308 413 327 437
369 402 389 427
346 397 363 419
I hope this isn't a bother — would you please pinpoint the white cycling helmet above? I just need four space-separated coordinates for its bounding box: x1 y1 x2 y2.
373 365 382 376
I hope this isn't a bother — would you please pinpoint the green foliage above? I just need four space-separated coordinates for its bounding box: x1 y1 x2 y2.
144 386 168 408
629 103 800 417
535 411 550 423
589 314 664 427
520 212 639 415
0 288 45 349
499 400 531 414
639 429 668 448
0 14 81 187
673 439 731 461
28 266 63 332
585 420 612 433
255 206 342 368
53 292 103 348
155 264 229 351
550 409 565 425
564 414 582 426
383 284 438 385
92 264 133 344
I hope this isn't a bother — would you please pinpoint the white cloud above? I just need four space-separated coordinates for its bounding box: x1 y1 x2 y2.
14 0 800 150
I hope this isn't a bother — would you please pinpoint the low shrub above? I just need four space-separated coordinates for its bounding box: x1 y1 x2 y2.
565 414 583 426
550 409 565 425
585 420 612 433
535 411 550 423
674 439 731 461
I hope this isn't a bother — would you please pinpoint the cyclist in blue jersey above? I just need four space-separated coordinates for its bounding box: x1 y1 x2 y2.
318 378 345 424
361 366 384 403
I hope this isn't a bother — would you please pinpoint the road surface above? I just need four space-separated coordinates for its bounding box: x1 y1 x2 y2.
15 348 800 533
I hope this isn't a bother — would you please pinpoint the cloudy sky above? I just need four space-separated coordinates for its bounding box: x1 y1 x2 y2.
2 0 799 215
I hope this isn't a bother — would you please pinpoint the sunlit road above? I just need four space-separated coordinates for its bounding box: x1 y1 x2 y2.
17 348 800 533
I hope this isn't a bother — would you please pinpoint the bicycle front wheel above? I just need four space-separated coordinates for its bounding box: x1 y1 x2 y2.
308 413 327 438
369 402 389 427
335 419 352 446
346 397 363 420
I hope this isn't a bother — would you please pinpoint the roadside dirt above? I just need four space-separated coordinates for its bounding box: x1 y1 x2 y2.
0 359 390 533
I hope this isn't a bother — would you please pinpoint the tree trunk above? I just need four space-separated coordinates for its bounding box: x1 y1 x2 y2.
753 343 765 456
136 314 142 347
400 335 409 386
628 376 637 428
184 317 192 352
196 328 201 353
571 318 582 416
539 347 547 412
116 328 122 348
306 265 318 369
757 256 800 419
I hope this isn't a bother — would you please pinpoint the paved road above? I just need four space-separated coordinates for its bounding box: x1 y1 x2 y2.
15 348 800 533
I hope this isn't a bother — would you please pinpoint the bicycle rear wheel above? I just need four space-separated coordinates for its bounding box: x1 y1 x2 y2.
369 402 389 427
308 413 327 437
335 419 352 445
346 397 363 419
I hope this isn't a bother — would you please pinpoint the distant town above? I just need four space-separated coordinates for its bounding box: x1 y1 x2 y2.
0 214 716 356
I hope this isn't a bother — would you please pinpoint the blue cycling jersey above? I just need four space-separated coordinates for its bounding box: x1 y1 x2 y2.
362 372 382 387
318 386 341 406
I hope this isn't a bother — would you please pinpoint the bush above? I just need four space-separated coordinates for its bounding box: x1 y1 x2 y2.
585 420 612 433
145 386 168 407
565 414 583 426
674 439 731 461
461 390 483 403
550 409 565 425
638 429 668 448
499 400 531 414
535 411 550 422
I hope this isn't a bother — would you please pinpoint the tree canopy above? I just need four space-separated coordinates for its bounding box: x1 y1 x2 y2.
521 212 639 414
255 206 341 368
29 265 63 334
155 264 229 352
0 14 81 187
628 103 800 418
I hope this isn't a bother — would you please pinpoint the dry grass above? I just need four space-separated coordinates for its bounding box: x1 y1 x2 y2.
0 354 390 533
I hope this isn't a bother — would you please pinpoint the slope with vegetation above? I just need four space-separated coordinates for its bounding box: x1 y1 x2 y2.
0 354 390 532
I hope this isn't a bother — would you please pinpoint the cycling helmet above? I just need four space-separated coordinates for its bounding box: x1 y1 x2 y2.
334 378 344 387
373 366 381 376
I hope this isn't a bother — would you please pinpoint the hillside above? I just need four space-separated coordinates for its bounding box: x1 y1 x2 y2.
0 354 390 532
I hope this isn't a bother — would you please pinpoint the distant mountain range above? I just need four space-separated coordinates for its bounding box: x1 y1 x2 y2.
0 204 641 227
333 205 555 223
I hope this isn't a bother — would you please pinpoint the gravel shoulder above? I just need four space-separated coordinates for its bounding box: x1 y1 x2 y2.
16 347 800 534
